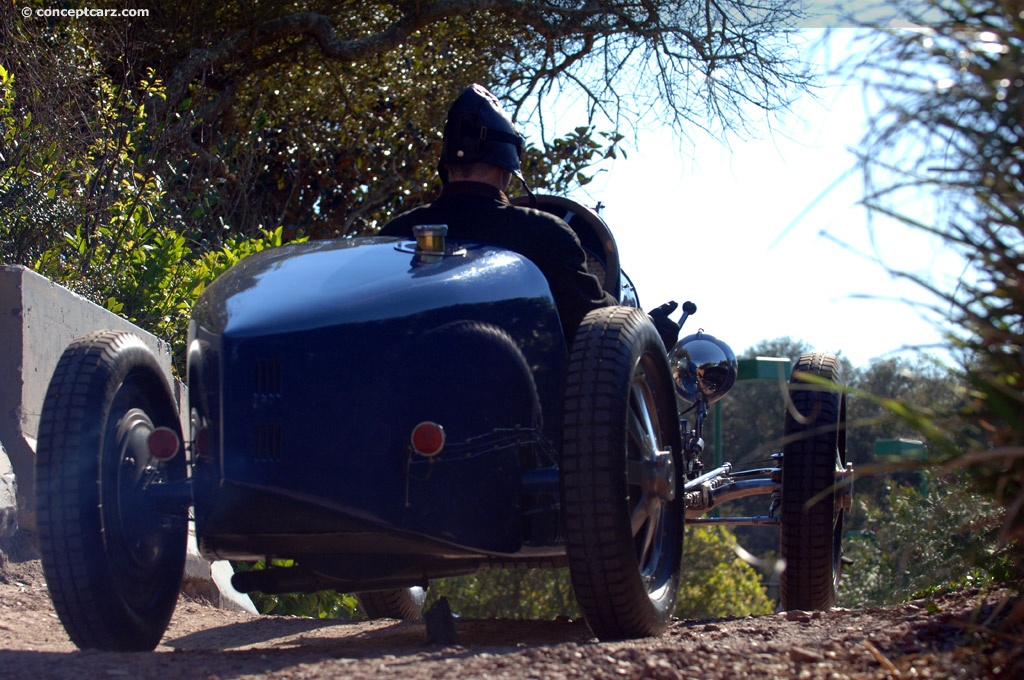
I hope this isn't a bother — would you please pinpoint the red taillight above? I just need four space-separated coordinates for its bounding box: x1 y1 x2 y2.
411 421 445 457
147 427 181 461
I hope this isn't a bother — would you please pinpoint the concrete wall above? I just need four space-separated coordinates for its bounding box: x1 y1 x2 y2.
0 264 177 532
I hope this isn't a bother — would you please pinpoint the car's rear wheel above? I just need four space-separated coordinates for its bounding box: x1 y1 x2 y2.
561 307 684 640
36 331 188 651
356 587 427 620
779 352 848 611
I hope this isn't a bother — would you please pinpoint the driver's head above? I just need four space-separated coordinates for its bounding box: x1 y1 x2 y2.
438 84 525 186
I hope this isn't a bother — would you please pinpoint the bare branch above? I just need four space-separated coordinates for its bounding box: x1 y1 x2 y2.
157 1 810 146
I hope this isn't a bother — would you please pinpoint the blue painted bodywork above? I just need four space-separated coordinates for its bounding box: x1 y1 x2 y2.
189 237 569 568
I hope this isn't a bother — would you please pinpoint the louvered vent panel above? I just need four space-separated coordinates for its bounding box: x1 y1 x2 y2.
254 422 283 462
253 358 283 462
254 358 283 397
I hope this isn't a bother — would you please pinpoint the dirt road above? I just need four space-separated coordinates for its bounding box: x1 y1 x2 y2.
1 546 1019 679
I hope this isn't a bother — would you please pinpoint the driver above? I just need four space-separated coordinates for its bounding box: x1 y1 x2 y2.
380 84 678 348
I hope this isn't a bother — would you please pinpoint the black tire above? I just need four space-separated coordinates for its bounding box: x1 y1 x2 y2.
356 587 427 620
36 331 188 651
561 307 684 640
779 352 847 611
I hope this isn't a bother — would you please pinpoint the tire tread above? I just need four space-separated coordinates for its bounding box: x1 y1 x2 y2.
779 352 845 611
562 307 682 640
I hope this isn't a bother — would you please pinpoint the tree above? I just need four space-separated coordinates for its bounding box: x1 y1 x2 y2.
0 7 610 369
848 0 1024 560
845 356 962 484
137 1 812 149
718 337 815 467
4 1 813 241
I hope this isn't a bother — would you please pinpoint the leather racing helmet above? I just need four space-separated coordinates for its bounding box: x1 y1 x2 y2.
438 84 526 185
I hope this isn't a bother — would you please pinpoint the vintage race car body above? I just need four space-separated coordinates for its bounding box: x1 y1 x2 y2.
189 237 573 566
35 195 851 651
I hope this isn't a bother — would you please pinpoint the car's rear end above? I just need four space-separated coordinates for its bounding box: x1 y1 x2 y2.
187 236 568 588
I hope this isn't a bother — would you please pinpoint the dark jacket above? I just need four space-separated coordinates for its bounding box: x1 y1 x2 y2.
380 182 616 343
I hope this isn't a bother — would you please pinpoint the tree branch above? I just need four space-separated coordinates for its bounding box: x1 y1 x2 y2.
155 1 810 171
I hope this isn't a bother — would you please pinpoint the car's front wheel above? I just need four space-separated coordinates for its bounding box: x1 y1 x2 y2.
561 307 684 641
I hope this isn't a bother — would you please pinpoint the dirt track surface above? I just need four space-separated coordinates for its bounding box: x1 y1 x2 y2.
1 547 1021 679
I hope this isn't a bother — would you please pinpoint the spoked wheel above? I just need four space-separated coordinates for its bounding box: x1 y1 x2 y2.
36 331 189 651
356 587 427 620
779 352 850 611
561 307 684 641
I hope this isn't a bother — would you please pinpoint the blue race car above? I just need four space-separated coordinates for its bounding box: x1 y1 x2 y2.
35 195 852 651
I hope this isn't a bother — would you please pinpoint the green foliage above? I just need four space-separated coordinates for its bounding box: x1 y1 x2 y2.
1 45 305 373
420 526 773 622
6 0 811 250
522 127 626 194
234 534 773 622
0 53 85 265
676 526 775 619
840 470 1015 606
426 568 580 620
180 16 504 238
27 68 180 326
239 524 775 622
18 66 301 371
851 0 1024 568
232 561 360 619
843 357 967 518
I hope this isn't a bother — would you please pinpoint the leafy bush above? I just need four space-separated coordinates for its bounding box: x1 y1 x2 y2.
1 56 305 375
840 470 1015 606
426 568 579 620
421 525 773 622
232 561 360 619
676 526 775 619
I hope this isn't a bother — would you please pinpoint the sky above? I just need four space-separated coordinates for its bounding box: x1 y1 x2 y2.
546 31 964 370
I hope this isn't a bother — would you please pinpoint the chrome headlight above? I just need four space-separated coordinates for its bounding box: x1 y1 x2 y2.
669 332 737 404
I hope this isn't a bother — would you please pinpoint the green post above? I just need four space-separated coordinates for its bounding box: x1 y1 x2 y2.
712 357 792 465
873 438 927 459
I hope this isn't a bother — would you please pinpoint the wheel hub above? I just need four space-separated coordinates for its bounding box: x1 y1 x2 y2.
835 462 855 514
113 409 166 568
645 449 676 504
